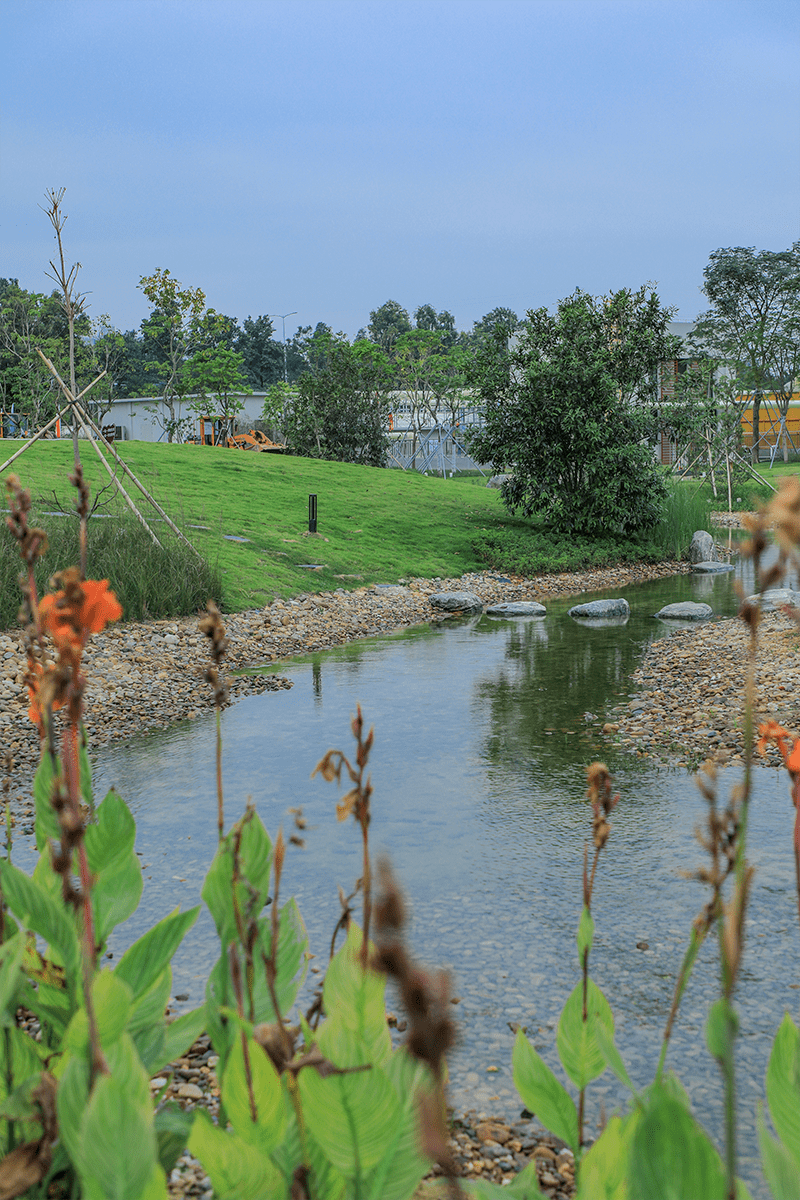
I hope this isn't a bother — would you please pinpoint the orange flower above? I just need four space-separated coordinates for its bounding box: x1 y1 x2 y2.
788 739 800 777
39 571 122 649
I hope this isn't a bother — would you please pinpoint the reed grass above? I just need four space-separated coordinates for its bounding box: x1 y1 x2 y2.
0 510 222 629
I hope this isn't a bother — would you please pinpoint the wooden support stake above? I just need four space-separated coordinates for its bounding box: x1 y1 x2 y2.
0 404 72 474
70 405 163 549
72 400 202 558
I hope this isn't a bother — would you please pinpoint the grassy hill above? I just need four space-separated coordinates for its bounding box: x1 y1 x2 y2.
1 439 508 609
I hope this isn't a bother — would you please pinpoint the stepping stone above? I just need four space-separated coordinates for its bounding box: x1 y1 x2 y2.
486 601 546 617
654 602 713 621
223 534 251 543
568 598 630 619
744 588 799 611
429 591 483 614
691 561 733 573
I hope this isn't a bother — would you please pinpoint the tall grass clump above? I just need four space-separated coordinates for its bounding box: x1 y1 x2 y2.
644 476 716 559
0 511 222 629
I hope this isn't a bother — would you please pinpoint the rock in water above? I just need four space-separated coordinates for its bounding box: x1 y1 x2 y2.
654 602 713 621
568 598 630 619
744 588 799 611
485 601 547 616
689 531 718 563
691 561 734 573
429 592 484 614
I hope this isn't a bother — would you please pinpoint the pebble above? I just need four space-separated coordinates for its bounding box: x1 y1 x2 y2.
607 609 800 766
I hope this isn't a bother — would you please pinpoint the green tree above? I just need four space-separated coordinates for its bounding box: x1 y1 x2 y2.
286 333 392 465
691 243 800 464
366 299 412 356
467 286 680 536
234 314 284 388
395 329 469 461
0 279 88 430
183 346 252 440
138 268 228 441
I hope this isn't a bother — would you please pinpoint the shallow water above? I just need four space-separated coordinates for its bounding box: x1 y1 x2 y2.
22 548 800 1195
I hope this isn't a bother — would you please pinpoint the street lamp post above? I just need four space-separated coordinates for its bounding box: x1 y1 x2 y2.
269 312 298 384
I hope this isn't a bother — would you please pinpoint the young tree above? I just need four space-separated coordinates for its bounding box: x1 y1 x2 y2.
138 268 228 441
285 333 392 465
394 330 469 460
467 286 681 536
183 346 252 440
691 243 800 464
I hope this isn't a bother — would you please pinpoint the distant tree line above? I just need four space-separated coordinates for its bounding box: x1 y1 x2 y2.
3 245 798 533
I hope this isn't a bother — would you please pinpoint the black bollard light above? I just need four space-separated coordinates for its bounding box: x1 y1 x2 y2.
308 493 317 533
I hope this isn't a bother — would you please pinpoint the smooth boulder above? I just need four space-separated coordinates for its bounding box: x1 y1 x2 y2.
486 601 546 617
744 588 799 612
689 531 719 564
691 561 734 574
654 602 713 621
429 591 484 615
568 598 630 619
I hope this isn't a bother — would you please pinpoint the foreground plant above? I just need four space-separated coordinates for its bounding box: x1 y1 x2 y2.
0 478 203 1198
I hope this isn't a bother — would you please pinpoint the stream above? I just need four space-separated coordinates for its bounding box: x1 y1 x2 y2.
24 548 800 1195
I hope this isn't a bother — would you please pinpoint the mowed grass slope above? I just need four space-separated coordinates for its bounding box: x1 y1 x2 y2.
1 440 508 609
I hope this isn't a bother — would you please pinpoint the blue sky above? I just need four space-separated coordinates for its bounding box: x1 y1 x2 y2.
2 0 798 338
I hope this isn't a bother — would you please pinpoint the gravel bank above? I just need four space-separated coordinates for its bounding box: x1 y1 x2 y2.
1 561 685 821
608 608 800 767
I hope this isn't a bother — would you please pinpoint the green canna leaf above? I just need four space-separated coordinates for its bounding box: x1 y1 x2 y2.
765 1013 800 1165
512 1029 578 1152
628 1088 726 1200
556 979 614 1090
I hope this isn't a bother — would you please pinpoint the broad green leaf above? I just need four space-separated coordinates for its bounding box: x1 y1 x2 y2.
321 922 390 1067
766 1013 800 1164
556 978 614 1090
0 1027 47 1113
222 1031 286 1150
758 1103 800 1200
56 1054 90 1169
577 906 594 958
628 1089 726 1200
594 1021 634 1092
126 966 172 1036
188 1108 279 1200
0 859 80 997
64 970 133 1056
92 850 143 946
576 1114 632 1200
299 1061 401 1177
33 752 60 851
85 791 142 943
77 1074 156 1200
201 810 272 945
85 790 136 872
705 997 738 1062
364 1051 433 1200
512 1029 578 1152
115 906 200 1000
154 1103 195 1177
0 932 26 1021
155 1006 208 1074
105 1032 153 1114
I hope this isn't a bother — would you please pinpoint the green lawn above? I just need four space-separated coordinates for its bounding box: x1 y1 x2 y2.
1 439 509 609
